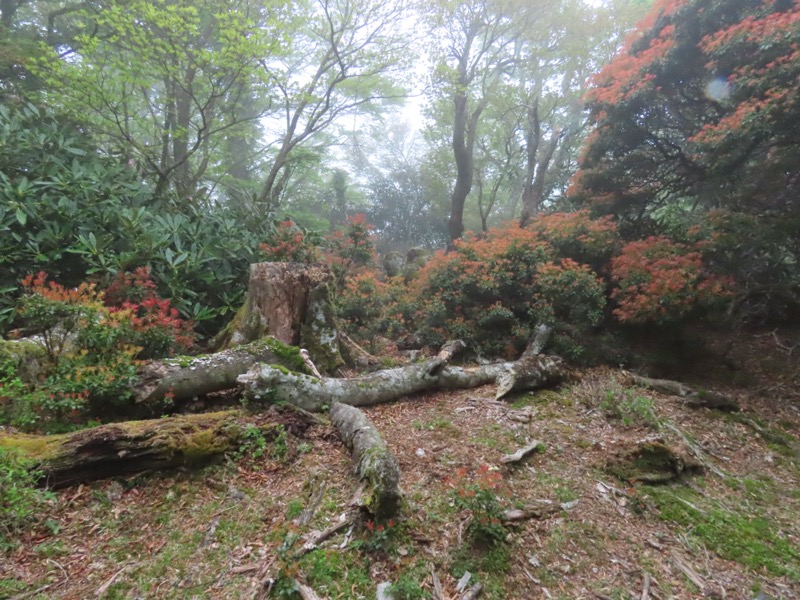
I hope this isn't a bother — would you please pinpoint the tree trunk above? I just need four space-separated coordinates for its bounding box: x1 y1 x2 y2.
131 337 309 410
0 410 257 488
330 403 401 519
239 358 447 412
238 354 565 411
519 100 562 227
213 262 344 373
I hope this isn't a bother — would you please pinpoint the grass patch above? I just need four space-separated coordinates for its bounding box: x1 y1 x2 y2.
600 387 660 429
450 543 510 600
300 548 372 596
412 416 455 432
645 485 800 579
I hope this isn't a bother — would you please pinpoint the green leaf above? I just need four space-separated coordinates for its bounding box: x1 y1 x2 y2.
15 208 27 226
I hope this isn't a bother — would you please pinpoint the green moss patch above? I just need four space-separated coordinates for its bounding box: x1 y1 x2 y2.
645 485 800 579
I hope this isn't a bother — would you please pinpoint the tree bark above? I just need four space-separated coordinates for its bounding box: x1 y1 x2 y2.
238 354 565 411
213 262 344 373
238 358 448 412
0 410 258 488
132 337 308 410
330 402 401 519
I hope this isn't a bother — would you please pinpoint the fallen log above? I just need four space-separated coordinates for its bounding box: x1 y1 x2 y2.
132 337 309 409
239 355 565 411
0 410 266 488
626 373 739 411
329 403 402 519
238 358 447 411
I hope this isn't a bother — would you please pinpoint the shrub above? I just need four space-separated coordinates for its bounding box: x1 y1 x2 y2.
259 220 320 263
404 223 606 357
447 465 509 547
4 272 195 431
0 447 54 550
610 236 733 325
337 270 393 340
0 101 276 338
528 210 620 268
686 210 799 321
324 213 377 289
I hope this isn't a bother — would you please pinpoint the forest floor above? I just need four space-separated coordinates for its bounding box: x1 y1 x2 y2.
2 329 800 600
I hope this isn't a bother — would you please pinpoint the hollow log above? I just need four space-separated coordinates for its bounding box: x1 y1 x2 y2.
626 373 739 411
330 402 401 519
0 410 256 488
132 337 309 409
213 262 343 373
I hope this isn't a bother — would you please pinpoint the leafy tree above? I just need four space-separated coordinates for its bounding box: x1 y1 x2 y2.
35 0 283 202
352 121 448 250
572 0 800 317
423 0 524 246
255 0 413 210
423 0 643 239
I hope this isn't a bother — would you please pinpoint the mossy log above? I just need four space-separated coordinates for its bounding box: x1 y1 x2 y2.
238 354 565 411
132 337 308 409
329 402 401 518
213 262 343 373
239 358 447 411
606 439 703 484
626 373 740 411
0 410 256 488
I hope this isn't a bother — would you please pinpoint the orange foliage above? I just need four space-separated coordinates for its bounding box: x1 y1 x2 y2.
611 237 733 324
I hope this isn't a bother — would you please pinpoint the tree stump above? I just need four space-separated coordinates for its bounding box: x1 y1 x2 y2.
214 262 343 373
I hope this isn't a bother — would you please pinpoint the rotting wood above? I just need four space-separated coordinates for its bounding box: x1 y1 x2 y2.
671 551 706 591
239 358 448 411
662 422 726 479
440 355 565 401
459 583 483 600
502 502 560 523
337 329 381 368
132 337 308 409
295 581 323 600
297 519 351 557
626 373 739 412
214 262 344 373
0 410 273 488
330 403 401 519
606 439 703 484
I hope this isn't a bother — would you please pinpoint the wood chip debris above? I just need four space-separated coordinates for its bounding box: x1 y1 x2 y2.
500 441 545 464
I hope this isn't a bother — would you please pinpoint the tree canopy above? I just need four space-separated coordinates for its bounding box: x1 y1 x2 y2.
571 0 800 317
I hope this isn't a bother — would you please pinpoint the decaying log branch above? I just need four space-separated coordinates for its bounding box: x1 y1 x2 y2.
337 329 381 368
238 353 565 411
239 358 447 411
500 441 545 465
133 338 308 409
626 373 739 411
606 439 703 484
0 411 259 488
329 403 401 518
